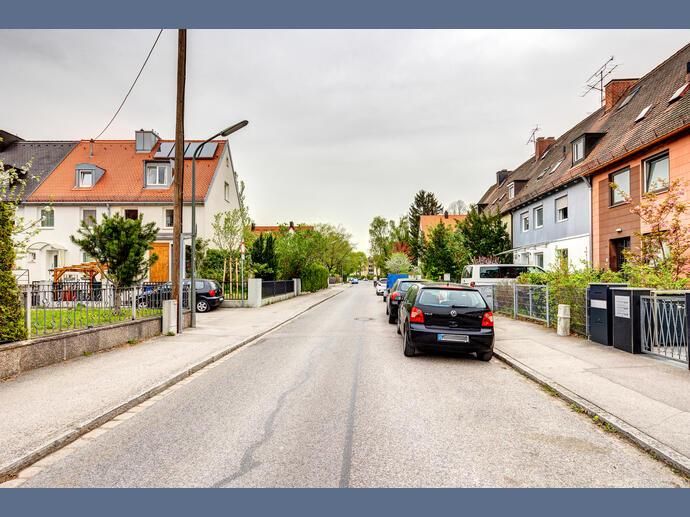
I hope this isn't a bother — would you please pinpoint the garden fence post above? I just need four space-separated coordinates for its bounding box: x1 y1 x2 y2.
546 285 550 327
24 287 31 336
132 287 136 320
513 283 518 319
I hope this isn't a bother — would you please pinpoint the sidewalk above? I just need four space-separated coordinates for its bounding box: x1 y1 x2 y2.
494 316 690 475
0 286 346 480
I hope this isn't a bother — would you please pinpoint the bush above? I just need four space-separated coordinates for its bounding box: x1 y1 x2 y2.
301 263 329 292
0 203 26 342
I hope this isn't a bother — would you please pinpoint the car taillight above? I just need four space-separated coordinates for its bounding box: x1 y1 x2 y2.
208 289 216 297
391 292 400 301
481 311 494 328
410 306 425 324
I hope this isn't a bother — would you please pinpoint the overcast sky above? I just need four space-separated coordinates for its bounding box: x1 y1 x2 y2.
2 30 689 251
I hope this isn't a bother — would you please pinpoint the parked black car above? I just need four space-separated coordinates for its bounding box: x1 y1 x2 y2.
386 278 429 324
397 283 494 360
136 279 223 313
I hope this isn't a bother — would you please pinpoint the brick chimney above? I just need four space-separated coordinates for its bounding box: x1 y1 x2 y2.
604 79 638 111
535 137 555 161
686 61 690 83
496 169 510 185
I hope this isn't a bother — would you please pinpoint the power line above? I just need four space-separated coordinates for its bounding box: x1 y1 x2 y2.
93 29 164 140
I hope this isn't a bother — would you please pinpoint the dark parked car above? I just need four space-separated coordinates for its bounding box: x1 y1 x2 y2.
136 279 223 313
397 283 494 361
386 278 429 324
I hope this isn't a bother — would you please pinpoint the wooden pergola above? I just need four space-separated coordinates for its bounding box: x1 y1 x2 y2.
52 261 108 284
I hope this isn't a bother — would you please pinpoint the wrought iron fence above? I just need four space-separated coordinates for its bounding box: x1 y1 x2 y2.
222 281 248 300
640 294 688 364
262 280 295 299
16 282 190 339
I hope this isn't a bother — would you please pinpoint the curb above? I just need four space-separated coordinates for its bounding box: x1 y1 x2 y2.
0 287 345 483
493 346 690 479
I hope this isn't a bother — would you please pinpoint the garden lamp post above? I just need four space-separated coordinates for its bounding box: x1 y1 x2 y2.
190 120 248 328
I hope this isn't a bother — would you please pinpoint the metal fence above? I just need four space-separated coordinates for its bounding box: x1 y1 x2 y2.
262 280 295 299
222 281 248 300
17 282 190 339
476 283 589 337
641 294 688 364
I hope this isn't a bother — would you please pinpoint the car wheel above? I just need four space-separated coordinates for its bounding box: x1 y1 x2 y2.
137 300 148 309
388 311 396 324
477 351 493 362
196 299 210 313
403 325 416 357
396 321 401 335
385 304 389 315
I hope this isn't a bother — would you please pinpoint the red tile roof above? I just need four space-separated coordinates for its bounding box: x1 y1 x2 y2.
27 139 226 203
420 214 466 239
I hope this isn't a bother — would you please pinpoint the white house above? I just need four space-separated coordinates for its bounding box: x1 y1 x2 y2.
16 130 242 282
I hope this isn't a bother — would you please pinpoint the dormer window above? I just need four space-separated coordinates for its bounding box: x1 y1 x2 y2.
572 136 585 164
508 182 515 199
78 169 93 188
146 163 171 187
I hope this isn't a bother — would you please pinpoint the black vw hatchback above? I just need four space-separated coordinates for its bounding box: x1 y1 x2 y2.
397 283 494 361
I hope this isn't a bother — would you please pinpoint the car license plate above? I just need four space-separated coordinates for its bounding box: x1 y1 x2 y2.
437 334 469 343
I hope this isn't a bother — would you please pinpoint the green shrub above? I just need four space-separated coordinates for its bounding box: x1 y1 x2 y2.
0 203 26 342
301 263 329 292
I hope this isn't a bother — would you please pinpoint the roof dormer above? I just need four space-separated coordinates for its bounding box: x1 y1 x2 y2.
571 132 606 166
135 129 159 153
75 163 104 188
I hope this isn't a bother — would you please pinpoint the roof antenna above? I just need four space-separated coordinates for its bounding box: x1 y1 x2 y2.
581 56 619 105
526 125 540 145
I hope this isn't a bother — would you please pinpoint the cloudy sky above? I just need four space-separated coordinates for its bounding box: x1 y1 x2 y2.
2 30 689 250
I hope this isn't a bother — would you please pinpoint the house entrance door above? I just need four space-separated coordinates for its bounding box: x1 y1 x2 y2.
150 242 171 282
610 237 630 272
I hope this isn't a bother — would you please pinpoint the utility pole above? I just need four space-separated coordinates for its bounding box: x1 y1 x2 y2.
172 29 187 333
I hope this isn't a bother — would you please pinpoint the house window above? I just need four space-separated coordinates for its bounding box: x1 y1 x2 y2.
78 169 93 187
82 252 95 263
508 183 515 199
40 207 54 228
124 209 139 220
520 211 529 232
28 252 36 262
164 208 174 228
224 181 231 202
572 137 585 164
644 152 669 193
610 168 630 206
82 209 97 226
555 195 568 222
534 252 544 269
145 163 170 187
556 248 569 264
534 206 544 228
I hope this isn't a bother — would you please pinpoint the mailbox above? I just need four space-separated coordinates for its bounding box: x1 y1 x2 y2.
588 283 627 346
611 288 651 354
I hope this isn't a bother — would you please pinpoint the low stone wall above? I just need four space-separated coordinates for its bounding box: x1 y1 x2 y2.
0 311 192 381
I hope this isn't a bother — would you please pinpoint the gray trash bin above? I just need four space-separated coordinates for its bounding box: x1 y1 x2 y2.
588 283 627 346
611 288 651 354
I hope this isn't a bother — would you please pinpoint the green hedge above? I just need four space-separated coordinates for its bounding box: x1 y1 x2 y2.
301 263 329 292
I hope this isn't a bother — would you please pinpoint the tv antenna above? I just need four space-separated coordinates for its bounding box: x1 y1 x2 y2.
581 56 619 105
526 125 540 145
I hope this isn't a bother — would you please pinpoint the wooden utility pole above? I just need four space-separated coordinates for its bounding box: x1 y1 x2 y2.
172 28 186 331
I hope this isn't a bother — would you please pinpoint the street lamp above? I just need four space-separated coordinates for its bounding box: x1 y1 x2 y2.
190 120 249 327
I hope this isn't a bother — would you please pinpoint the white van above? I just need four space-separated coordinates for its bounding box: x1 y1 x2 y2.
460 264 545 287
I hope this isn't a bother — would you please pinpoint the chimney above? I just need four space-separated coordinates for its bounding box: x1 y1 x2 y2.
535 137 556 161
686 61 690 83
135 129 159 153
444 210 449 219
289 221 295 230
604 79 638 111
496 169 510 185
89 139 94 158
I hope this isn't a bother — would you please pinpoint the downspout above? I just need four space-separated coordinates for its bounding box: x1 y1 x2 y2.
582 176 593 267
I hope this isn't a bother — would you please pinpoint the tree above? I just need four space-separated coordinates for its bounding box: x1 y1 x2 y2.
251 233 277 280
447 199 468 215
458 206 511 262
385 252 412 274
342 250 368 278
421 222 469 281
368 216 393 274
274 226 323 279
390 216 411 257
211 209 244 283
408 190 443 264
316 224 354 274
70 213 159 289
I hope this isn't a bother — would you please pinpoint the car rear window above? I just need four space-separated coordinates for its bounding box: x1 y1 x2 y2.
417 288 486 308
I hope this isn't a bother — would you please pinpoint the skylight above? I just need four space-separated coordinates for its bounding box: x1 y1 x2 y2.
618 85 641 109
669 83 689 103
549 159 564 174
635 105 652 123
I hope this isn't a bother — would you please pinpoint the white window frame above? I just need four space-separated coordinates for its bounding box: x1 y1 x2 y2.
146 163 170 187
533 205 544 229
224 181 231 202
78 169 94 188
555 195 568 222
40 207 54 228
81 208 97 226
534 252 544 269
644 152 670 193
508 183 515 199
520 211 529 232
572 136 585 164
610 168 630 206
164 208 174 228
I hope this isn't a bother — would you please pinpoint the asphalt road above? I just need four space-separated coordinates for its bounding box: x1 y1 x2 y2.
22 285 688 487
